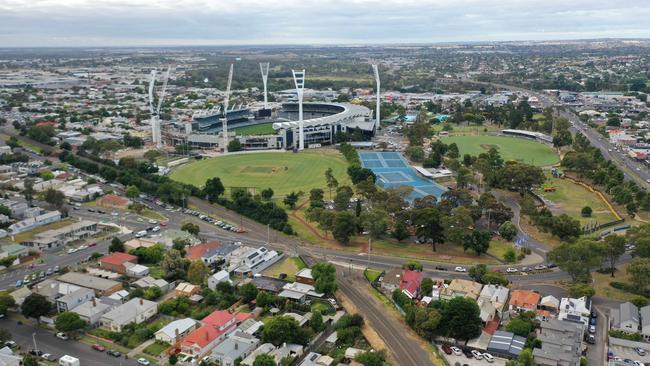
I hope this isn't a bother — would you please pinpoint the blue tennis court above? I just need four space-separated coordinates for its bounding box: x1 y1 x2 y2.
359 151 448 202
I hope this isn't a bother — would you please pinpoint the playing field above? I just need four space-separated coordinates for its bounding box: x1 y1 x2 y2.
169 150 350 196
232 122 275 136
440 135 558 166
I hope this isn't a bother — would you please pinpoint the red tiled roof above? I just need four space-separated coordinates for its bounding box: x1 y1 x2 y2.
100 252 137 266
235 312 253 322
201 310 234 328
181 325 224 348
186 241 221 260
399 270 422 296
509 290 541 310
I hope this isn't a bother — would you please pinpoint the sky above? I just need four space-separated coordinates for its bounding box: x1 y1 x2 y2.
1 0 650 47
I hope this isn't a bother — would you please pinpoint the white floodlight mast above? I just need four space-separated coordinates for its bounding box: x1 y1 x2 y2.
372 64 380 130
292 69 305 150
260 62 270 109
152 66 171 149
222 63 234 153
148 70 160 148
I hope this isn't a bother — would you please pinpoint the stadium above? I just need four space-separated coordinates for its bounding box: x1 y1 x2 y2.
164 102 375 151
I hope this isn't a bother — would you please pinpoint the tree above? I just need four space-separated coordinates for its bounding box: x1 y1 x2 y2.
262 316 309 346
469 264 488 282
169 354 178 365
187 261 209 285
203 177 225 202
332 211 356 244
391 220 410 242
324 167 339 200
497 162 545 196
442 206 473 246
125 185 140 199
44 188 66 209
227 139 242 152
499 221 518 241
23 178 35 205
109 237 125 253
311 310 325 332
568 284 596 298
581 206 592 218
602 235 626 277
143 286 162 300
261 188 274 201
462 230 491 255
0 292 16 316
55 311 86 332
253 354 277 366
312 262 337 295
360 209 388 239
239 283 258 303
21 293 51 323
481 272 509 286
309 188 325 209
627 257 650 290
506 317 534 337
420 278 434 296
283 191 300 209
143 150 162 163
355 350 387 366
333 186 353 211
548 238 603 283
23 355 39 366
412 207 445 251
181 222 200 235
439 297 482 341
402 260 423 271
161 249 187 280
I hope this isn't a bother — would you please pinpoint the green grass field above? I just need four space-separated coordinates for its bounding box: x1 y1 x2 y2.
440 135 558 166
232 122 275 136
170 150 350 196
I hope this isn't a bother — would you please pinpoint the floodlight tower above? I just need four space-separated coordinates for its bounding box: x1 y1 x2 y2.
292 69 306 150
222 63 234 153
260 62 270 109
372 64 381 130
148 67 171 149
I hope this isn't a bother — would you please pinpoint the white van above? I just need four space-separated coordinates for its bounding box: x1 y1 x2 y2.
135 230 147 238
59 355 80 366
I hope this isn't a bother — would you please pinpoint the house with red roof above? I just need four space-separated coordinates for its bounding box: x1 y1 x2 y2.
100 252 138 274
399 270 422 299
180 310 253 357
508 290 541 314
186 241 221 261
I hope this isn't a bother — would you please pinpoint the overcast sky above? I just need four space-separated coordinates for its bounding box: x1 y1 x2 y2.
1 0 650 47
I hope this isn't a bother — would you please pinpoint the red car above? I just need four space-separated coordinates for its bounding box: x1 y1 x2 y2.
159 222 167 227
92 344 106 352
88 242 97 247
441 344 452 355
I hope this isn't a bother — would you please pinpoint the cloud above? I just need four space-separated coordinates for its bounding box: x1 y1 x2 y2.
0 0 649 46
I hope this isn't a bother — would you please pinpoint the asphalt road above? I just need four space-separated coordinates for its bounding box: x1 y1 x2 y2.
2 317 140 366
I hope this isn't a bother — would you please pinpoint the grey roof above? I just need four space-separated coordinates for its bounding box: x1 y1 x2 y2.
487 330 526 356
641 305 650 328
57 287 94 305
100 297 157 325
58 272 120 292
533 319 583 366
156 318 197 339
71 298 113 318
211 331 258 360
620 302 640 324
203 243 237 258
251 276 287 293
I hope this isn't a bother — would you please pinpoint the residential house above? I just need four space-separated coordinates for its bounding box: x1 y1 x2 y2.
96 194 130 210
100 297 158 332
296 268 314 285
532 319 583 366
298 352 335 366
241 343 276 366
0 346 21 366
478 284 509 321
181 310 249 357
155 318 199 344
399 270 422 299
124 262 149 278
133 276 170 292
210 331 259 366
208 270 231 290
71 297 114 325
99 252 138 274
56 287 95 313
539 295 560 317
380 268 403 293
9 287 31 306
558 297 591 326
175 282 200 297
186 241 221 262
201 243 238 264
641 305 650 341
610 302 640 335
440 279 483 300
0 244 28 258
509 290 541 314
58 272 123 297
279 282 324 302
124 237 159 251
271 343 304 364
232 247 281 275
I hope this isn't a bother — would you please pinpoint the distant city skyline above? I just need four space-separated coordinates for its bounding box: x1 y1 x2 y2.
1 0 650 47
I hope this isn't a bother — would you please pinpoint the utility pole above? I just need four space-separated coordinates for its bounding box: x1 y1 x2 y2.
367 237 372 269
266 224 270 244
32 332 38 353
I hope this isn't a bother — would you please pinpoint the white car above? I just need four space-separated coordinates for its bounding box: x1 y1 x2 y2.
471 350 483 360
454 267 467 272
111 212 119 216
42 354 53 361
137 358 150 366
152 226 160 232
67 248 77 254
506 267 518 273
78 245 87 250
483 353 495 363
451 346 462 356
634 361 645 366
148 219 157 224
56 332 68 340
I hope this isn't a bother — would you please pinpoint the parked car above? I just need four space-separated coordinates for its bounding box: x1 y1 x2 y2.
590 317 597 326
15 280 22 288
91 344 106 352
441 344 452 355
462 349 473 358
534 264 547 270
483 353 495 363
137 358 150 366
107 350 122 358
471 350 483 360
56 332 69 340
4 341 17 349
451 346 462 356
435 266 447 271
635 348 646 356
506 267 518 273
42 353 54 361
587 334 596 344
589 325 596 334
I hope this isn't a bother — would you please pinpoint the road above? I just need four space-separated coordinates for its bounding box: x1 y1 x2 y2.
1 317 140 366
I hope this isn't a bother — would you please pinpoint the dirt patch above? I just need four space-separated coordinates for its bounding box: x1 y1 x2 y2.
480 144 498 150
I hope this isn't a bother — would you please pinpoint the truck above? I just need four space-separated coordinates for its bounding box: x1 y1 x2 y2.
59 355 80 366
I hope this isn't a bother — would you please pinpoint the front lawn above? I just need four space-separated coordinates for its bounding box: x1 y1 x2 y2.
143 341 169 356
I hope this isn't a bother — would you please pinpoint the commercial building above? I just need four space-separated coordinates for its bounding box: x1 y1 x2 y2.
22 220 98 251
532 319 583 366
9 210 61 234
